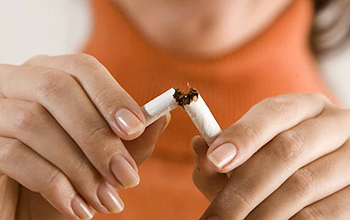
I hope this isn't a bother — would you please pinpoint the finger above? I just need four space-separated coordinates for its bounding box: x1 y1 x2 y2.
246 140 350 219
29 54 172 166
124 113 171 166
0 98 124 213
206 93 330 173
291 185 350 220
23 54 145 140
191 136 227 201
0 64 140 189
200 107 350 220
0 137 95 220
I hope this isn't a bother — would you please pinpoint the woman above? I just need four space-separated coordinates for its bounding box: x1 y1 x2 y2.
0 0 350 219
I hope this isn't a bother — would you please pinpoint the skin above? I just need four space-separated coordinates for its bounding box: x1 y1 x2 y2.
113 0 293 58
1 1 349 220
115 1 350 218
192 94 350 219
0 54 170 220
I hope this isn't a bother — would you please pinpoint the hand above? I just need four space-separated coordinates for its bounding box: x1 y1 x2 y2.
0 54 170 220
192 93 350 219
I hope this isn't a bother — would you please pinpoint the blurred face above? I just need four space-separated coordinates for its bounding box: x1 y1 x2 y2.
114 0 294 58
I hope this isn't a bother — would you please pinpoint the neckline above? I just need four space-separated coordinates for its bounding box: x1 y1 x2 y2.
88 0 314 66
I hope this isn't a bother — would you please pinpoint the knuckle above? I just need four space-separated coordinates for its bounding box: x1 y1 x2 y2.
74 157 91 174
309 92 331 104
288 168 316 197
83 125 111 147
230 122 261 150
270 130 304 163
223 185 254 210
69 53 102 71
23 55 49 65
40 169 67 194
71 158 102 189
73 157 100 184
262 96 296 120
90 85 119 116
0 139 24 164
295 206 325 220
13 102 46 131
74 53 98 63
37 70 76 100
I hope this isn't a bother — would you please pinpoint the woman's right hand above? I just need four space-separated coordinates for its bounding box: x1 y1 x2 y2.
0 54 169 220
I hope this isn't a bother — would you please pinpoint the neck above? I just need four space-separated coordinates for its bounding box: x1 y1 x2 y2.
113 0 293 59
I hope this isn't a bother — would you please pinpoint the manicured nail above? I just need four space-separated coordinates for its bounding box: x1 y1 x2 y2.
160 112 171 133
208 143 237 169
115 108 144 135
110 155 140 188
71 196 94 220
192 148 201 171
97 182 124 213
192 147 199 166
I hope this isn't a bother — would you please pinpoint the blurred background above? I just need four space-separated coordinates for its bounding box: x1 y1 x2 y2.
0 0 349 106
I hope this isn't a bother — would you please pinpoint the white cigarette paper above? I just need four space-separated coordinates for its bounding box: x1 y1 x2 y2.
141 88 178 127
141 87 222 145
141 86 229 176
184 95 231 177
184 94 222 145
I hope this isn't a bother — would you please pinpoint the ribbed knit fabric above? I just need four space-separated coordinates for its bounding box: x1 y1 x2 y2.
83 0 334 219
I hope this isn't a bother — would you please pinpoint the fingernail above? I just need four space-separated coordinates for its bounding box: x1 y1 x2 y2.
115 108 144 135
111 155 140 188
192 147 199 166
208 143 237 169
97 182 124 213
192 148 200 172
71 196 94 220
160 112 171 133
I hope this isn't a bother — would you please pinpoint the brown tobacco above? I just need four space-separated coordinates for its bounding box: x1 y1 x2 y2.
173 86 199 108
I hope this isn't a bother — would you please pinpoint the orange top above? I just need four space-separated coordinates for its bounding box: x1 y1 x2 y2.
83 0 334 219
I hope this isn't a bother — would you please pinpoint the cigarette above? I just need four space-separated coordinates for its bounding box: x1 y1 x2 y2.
183 93 222 145
141 88 178 127
141 85 222 145
142 86 229 176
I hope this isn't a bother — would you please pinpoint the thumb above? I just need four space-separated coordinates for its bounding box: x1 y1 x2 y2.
192 136 228 201
123 113 171 166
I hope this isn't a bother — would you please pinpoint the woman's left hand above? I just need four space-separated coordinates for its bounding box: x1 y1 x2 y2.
192 93 350 220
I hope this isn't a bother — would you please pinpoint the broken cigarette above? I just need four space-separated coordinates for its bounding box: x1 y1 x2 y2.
141 86 222 145
183 93 222 145
141 88 178 127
